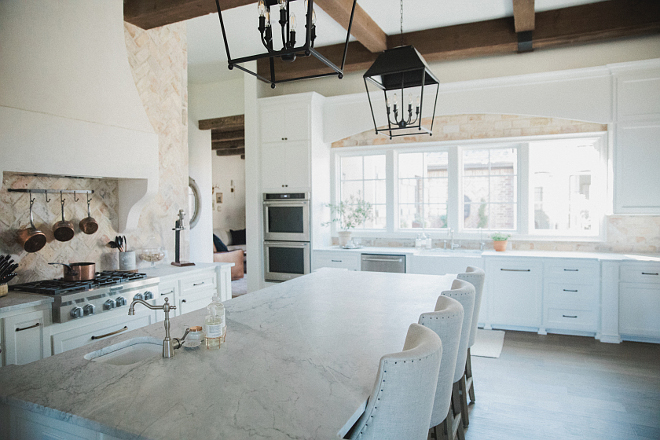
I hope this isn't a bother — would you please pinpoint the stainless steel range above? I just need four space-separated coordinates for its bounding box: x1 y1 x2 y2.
10 271 159 323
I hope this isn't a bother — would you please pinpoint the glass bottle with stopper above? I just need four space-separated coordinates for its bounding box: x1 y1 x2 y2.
171 209 195 267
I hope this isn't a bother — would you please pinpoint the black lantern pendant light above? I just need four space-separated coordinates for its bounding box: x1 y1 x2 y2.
363 0 439 139
215 0 357 88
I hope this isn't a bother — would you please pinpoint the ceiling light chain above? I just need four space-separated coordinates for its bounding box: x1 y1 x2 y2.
400 0 404 45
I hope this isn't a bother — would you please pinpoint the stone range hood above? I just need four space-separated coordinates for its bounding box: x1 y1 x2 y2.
0 0 158 232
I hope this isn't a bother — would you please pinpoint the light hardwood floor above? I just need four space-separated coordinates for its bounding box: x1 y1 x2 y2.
465 332 660 440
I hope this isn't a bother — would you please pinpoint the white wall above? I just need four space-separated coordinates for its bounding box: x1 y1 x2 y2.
211 155 246 231
190 78 245 119
188 115 214 263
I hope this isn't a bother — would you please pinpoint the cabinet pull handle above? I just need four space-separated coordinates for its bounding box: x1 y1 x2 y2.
161 290 174 296
331 260 342 262
563 269 579 272
563 289 578 293
562 315 578 319
15 322 40 332
193 282 205 286
181 299 187 303
500 268 531 272
641 272 659 276
91 326 128 340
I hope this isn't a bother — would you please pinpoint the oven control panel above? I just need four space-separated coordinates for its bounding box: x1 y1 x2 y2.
55 285 160 323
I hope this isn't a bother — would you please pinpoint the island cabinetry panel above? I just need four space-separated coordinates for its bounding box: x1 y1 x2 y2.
542 260 600 333
50 311 155 356
312 251 360 271
2 309 50 366
619 263 660 340
485 258 544 329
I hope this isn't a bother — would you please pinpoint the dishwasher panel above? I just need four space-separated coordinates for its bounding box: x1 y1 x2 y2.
361 254 406 273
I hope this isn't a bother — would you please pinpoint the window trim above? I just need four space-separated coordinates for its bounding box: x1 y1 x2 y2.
331 131 609 242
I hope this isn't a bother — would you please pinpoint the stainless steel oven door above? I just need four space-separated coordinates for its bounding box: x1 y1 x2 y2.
263 200 310 242
264 241 310 282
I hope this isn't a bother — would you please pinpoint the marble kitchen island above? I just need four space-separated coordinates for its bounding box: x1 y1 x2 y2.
0 269 455 439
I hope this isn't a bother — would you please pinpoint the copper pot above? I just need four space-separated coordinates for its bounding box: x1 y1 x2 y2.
49 262 96 281
78 196 98 235
53 194 74 242
17 197 47 253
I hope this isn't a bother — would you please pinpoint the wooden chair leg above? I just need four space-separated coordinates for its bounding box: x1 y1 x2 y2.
465 348 475 403
459 374 470 428
450 382 465 440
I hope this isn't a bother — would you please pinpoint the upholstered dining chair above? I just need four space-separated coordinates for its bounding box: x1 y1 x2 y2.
347 323 443 440
457 266 486 421
419 295 465 440
441 279 475 432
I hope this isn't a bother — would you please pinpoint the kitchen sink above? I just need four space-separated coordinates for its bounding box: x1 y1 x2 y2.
85 337 162 366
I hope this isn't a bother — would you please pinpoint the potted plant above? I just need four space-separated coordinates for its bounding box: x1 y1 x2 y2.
491 232 511 252
324 195 372 247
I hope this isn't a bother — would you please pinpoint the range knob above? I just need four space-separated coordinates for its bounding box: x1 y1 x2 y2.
83 304 95 316
115 296 127 307
70 306 83 319
133 292 144 301
103 299 116 310
143 291 154 300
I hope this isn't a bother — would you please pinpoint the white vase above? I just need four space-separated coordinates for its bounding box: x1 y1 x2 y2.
338 230 352 247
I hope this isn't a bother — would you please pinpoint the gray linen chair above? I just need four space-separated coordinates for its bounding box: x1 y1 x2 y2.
348 323 443 440
457 266 486 412
419 295 465 440
441 279 475 433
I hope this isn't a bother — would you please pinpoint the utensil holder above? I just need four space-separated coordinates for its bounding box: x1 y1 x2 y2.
0 284 8 297
118 251 136 271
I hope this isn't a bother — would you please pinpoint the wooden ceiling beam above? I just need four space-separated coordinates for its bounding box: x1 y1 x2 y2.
124 0 253 30
211 129 244 142
212 139 245 150
513 0 535 33
259 0 660 81
315 0 387 53
199 114 244 131
216 148 246 156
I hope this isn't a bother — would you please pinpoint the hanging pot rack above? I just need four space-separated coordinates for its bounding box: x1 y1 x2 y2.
7 188 94 203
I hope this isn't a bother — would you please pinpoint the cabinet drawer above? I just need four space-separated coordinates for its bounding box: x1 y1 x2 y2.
620 264 660 284
544 261 599 284
158 280 177 297
314 253 360 271
544 283 598 309
181 273 216 294
545 307 597 331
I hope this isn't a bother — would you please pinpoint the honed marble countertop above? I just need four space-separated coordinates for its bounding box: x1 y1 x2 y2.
0 291 53 313
0 269 455 440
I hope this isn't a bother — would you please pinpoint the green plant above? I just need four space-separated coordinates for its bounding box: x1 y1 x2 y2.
491 232 511 241
477 199 488 229
323 195 373 230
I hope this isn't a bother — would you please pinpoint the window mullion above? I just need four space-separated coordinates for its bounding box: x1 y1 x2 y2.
387 150 395 233
448 146 460 232
519 144 529 235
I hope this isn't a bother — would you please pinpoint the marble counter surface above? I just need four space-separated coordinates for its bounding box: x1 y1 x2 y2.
0 269 455 440
0 291 53 314
141 262 233 282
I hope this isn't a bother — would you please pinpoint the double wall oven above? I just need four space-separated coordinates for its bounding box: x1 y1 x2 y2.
263 193 310 281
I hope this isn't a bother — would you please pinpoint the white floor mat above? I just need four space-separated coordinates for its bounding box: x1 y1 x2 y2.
471 329 505 358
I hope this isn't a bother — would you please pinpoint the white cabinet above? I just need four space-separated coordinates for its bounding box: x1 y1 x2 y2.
260 101 310 143
50 311 155 355
2 309 50 366
154 280 177 322
619 263 660 340
261 140 310 191
542 260 600 334
485 258 543 329
312 251 360 271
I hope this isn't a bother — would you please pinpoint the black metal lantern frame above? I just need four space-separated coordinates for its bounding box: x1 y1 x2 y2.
363 46 440 139
215 0 357 88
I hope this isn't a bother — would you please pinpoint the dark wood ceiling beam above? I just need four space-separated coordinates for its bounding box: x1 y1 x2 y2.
211 129 244 142
216 148 246 156
199 114 244 131
212 139 245 150
124 0 253 29
513 0 535 33
259 0 660 81
315 0 387 52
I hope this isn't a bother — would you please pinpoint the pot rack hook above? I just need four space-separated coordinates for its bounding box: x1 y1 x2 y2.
86 192 92 205
29 190 35 206
44 191 50 203
73 191 79 202
60 191 65 206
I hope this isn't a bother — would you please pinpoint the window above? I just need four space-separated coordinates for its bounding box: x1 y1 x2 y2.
339 154 386 229
398 151 449 229
463 147 517 231
529 138 603 236
332 133 607 239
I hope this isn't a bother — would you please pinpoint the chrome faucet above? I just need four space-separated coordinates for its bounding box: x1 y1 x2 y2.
128 297 177 358
448 229 461 250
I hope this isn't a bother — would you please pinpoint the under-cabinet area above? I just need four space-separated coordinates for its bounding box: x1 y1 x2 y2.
313 248 660 343
0 264 231 367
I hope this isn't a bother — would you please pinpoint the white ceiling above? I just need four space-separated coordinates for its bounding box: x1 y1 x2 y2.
187 0 607 84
